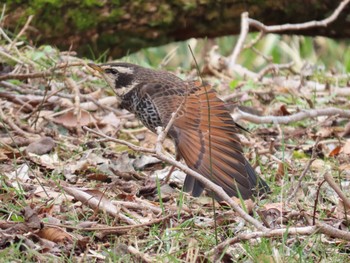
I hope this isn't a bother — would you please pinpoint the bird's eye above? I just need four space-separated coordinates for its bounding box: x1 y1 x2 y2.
105 68 118 74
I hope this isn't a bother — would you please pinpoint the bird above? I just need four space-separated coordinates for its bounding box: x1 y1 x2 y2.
88 62 269 200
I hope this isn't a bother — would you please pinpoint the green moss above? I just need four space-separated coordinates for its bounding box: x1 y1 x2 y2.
30 0 64 9
107 8 125 22
67 9 97 31
81 0 104 7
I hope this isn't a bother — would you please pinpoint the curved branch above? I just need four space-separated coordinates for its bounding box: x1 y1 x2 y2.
249 0 350 33
83 126 267 231
232 107 350 124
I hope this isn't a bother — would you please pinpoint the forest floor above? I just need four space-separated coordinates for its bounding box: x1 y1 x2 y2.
1 37 350 262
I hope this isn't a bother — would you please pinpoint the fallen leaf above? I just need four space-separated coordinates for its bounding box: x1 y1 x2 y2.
280 104 291 116
6 164 30 182
37 227 73 243
26 136 55 155
329 145 342 157
133 155 161 170
53 109 96 128
28 152 60 169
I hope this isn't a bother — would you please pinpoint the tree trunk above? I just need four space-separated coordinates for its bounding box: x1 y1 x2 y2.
4 0 349 58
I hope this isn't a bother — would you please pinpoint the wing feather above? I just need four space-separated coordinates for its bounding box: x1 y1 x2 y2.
169 82 269 199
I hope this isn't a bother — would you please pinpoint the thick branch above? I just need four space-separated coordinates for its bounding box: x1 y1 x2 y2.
83 126 267 231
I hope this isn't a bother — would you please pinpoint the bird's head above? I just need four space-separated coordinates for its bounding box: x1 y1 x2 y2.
88 62 140 97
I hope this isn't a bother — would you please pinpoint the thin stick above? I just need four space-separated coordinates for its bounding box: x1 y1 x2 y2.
286 137 320 202
83 126 267 231
9 15 34 50
0 62 83 81
312 179 327 225
249 0 350 33
208 220 350 260
324 172 350 210
44 213 174 231
232 107 350 124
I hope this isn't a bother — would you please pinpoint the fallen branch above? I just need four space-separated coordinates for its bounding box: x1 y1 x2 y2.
127 245 154 263
83 126 268 231
208 220 350 260
249 0 350 33
0 62 83 81
232 107 350 124
45 213 175 232
9 15 34 50
227 0 349 77
324 172 350 210
209 225 317 259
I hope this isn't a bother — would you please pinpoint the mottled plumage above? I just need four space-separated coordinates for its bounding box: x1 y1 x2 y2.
88 62 269 199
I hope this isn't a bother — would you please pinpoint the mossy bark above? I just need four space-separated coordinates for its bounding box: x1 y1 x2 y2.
4 0 350 58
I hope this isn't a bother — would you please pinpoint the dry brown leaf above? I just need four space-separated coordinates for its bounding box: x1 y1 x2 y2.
0 148 12 161
329 145 342 157
28 152 60 169
261 202 285 228
53 109 96 128
280 104 291 116
134 155 161 170
86 172 110 182
37 227 73 244
6 164 31 182
276 162 285 180
26 136 55 155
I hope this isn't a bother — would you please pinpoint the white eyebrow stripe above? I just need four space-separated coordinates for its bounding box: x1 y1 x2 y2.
113 66 134 74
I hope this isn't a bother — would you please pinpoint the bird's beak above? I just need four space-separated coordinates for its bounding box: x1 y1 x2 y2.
88 63 104 74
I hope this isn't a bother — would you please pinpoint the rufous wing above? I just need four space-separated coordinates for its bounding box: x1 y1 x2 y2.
170 82 268 199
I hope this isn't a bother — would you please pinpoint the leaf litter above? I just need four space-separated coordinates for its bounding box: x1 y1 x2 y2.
0 42 350 261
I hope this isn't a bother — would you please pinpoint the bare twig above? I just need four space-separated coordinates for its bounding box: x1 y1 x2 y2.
9 15 34 50
1 80 121 114
286 137 320 202
312 179 327 225
45 213 174 232
249 0 350 33
65 77 82 136
209 225 317 258
83 126 267 231
0 62 83 81
83 126 155 154
0 104 37 139
232 107 350 124
256 62 294 81
226 0 349 77
127 245 154 263
208 219 350 260
243 31 264 49
0 49 24 64
324 172 350 210
316 220 350 240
